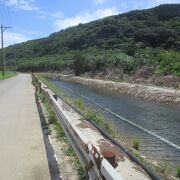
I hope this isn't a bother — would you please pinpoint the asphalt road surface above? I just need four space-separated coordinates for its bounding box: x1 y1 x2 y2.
0 74 51 180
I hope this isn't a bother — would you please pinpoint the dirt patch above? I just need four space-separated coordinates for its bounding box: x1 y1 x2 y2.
49 128 79 180
82 69 180 89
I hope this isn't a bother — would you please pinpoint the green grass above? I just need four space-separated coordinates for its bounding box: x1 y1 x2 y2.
133 138 140 150
177 167 180 178
155 162 170 177
134 151 172 179
85 109 117 138
0 72 16 80
74 98 85 110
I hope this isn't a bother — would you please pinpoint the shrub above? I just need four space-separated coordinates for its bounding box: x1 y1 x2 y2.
177 167 180 178
48 128 52 135
156 51 180 76
73 53 86 76
48 110 57 124
74 99 84 110
133 138 140 150
85 110 104 126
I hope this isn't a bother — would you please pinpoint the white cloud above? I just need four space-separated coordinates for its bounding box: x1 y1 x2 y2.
4 0 38 11
37 11 63 20
4 31 32 47
153 0 180 3
54 7 119 31
14 27 40 36
93 0 110 4
116 0 180 14
137 0 180 10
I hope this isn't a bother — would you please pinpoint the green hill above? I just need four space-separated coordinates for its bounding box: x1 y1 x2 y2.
4 4 180 76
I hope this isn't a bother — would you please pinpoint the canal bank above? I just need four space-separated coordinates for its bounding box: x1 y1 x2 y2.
52 74 180 106
40 73 180 179
50 78 180 165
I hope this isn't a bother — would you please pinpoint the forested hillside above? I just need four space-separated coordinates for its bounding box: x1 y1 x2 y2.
4 4 180 77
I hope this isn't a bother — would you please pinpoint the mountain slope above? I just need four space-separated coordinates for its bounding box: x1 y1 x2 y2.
5 4 180 59
2 4 180 78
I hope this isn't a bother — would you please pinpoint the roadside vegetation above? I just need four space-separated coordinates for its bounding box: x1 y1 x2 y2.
177 167 180 178
38 92 86 179
133 138 140 150
6 48 180 78
0 72 16 80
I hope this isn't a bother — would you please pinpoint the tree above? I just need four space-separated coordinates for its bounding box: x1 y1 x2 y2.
73 53 85 76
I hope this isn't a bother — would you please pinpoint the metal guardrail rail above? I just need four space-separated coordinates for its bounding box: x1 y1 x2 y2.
32 74 153 180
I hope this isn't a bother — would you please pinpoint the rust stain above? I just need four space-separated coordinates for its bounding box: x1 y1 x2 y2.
102 151 117 168
77 120 126 163
97 139 125 162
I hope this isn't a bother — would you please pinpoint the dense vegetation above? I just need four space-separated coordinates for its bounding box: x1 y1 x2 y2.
3 4 180 77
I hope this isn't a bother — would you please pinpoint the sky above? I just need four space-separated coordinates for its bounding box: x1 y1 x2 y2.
0 0 179 47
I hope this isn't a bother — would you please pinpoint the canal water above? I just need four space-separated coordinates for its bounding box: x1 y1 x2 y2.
51 79 180 167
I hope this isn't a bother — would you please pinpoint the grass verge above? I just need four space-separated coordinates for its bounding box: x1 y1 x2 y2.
133 138 140 150
177 167 180 178
0 72 17 80
39 92 86 179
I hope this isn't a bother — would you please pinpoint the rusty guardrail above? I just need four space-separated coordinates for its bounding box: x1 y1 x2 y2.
32 74 124 180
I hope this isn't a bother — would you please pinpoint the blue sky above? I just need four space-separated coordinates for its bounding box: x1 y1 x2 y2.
0 0 179 46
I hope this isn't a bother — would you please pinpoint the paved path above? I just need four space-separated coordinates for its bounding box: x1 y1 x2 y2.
0 74 51 180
